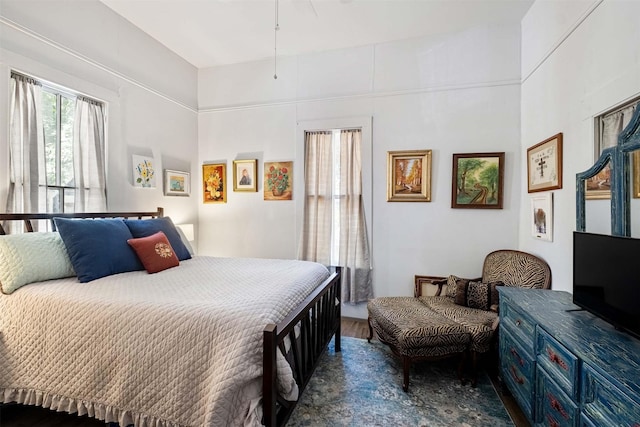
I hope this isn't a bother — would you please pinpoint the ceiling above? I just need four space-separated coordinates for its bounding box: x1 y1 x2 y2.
99 0 534 69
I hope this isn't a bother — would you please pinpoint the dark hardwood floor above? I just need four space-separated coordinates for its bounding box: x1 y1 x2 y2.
0 318 529 426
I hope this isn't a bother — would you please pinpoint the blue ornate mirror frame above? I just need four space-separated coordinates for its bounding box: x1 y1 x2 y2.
576 107 640 236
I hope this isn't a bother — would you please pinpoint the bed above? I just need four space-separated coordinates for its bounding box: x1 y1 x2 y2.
0 208 341 427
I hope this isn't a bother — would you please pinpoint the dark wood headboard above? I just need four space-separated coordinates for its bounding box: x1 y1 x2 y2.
0 207 164 235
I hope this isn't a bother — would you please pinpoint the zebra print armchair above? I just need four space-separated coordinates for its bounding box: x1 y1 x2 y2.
367 249 551 391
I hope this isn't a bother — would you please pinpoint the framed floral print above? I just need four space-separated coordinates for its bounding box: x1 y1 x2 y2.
264 161 292 200
202 163 226 203
133 155 156 188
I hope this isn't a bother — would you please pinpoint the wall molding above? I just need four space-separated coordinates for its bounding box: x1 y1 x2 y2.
0 15 198 113
2 12 522 116
199 78 521 113
521 0 604 85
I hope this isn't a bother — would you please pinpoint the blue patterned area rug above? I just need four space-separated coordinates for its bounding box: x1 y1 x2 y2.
287 337 514 427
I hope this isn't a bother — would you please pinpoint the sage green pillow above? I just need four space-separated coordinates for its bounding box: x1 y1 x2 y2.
0 232 75 294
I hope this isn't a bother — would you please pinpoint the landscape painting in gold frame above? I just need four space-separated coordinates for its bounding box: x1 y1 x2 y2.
386 150 432 202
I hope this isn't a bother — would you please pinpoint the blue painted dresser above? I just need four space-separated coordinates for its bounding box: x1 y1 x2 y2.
498 287 640 426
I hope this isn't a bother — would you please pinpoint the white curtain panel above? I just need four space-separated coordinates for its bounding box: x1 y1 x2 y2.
601 103 637 149
338 129 372 304
73 96 107 212
299 130 334 265
6 73 46 233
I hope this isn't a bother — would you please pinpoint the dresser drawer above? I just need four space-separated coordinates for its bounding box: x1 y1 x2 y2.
581 364 640 426
501 297 536 354
536 327 579 400
536 367 579 427
500 327 535 419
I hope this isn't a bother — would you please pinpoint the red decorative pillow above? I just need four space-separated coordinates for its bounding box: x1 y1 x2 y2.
127 231 179 274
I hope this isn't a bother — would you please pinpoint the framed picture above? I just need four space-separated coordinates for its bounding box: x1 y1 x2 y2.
264 161 292 200
163 170 190 196
585 165 611 200
527 133 563 193
633 151 640 198
451 152 504 209
132 155 156 188
531 192 553 242
233 159 258 192
386 150 432 202
202 163 227 203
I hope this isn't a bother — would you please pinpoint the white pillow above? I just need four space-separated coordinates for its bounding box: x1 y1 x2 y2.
0 232 76 294
175 226 195 256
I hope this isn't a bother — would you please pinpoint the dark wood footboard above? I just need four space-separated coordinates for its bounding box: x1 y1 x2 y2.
262 266 342 427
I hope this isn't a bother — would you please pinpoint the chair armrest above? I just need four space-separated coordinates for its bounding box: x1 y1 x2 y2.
414 275 447 297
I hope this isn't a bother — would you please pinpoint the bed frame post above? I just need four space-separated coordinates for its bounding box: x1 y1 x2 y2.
335 266 342 353
263 324 277 427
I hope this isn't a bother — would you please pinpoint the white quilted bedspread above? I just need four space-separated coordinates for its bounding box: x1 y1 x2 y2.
0 256 330 427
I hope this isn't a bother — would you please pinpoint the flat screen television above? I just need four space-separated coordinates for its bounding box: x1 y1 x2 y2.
573 231 640 340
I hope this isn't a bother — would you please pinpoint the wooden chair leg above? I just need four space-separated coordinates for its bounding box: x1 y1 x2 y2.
367 317 374 342
458 351 467 385
402 356 411 392
471 350 479 387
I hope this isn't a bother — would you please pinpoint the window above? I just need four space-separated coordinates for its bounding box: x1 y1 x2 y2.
42 87 76 212
595 97 640 155
299 127 372 303
588 97 640 200
7 71 107 227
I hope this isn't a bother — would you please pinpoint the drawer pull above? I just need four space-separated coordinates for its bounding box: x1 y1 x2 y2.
548 393 569 420
546 414 560 427
547 347 569 370
509 366 525 385
510 347 525 366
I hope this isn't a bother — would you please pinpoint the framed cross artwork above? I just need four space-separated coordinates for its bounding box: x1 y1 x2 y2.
527 133 563 193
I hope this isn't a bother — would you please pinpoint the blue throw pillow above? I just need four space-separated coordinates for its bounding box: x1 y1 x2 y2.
124 217 192 261
54 218 144 283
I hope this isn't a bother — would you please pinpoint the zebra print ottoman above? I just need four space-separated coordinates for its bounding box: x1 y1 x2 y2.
367 296 471 391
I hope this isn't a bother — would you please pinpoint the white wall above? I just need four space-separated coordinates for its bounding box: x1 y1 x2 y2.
10 0 624 314
520 0 640 292
0 0 200 239
198 24 523 318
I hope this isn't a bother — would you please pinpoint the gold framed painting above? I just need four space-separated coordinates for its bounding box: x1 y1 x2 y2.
233 159 258 192
633 151 640 198
264 161 292 201
527 133 562 193
451 152 504 209
585 165 611 200
202 163 227 203
386 150 432 202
